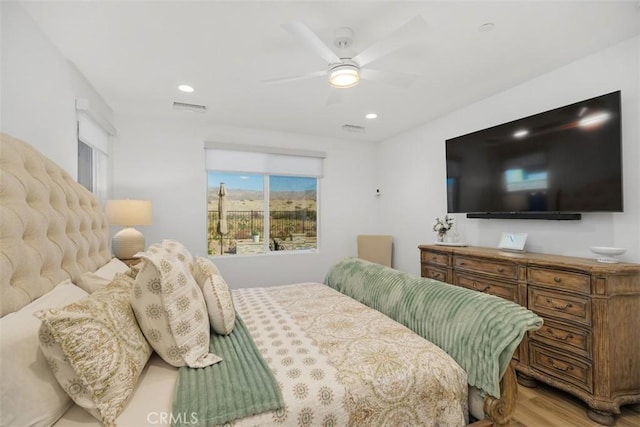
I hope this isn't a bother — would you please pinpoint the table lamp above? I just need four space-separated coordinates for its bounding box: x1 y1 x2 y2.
105 199 152 259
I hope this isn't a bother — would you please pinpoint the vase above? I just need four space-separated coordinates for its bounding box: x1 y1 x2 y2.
437 232 446 243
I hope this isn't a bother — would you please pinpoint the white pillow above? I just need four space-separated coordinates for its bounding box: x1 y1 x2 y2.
35 274 152 426
76 258 130 293
132 252 221 368
0 280 87 427
192 257 235 335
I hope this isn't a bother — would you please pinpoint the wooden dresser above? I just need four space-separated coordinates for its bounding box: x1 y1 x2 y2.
419 244 640 426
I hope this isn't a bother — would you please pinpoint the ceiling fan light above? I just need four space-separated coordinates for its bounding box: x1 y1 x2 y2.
329 65 360 88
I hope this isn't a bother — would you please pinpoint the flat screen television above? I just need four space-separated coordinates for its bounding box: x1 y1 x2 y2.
446 91 622 220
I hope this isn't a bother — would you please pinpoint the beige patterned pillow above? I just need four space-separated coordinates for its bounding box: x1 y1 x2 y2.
132 252 221 368
35 274 152 427
193 257 236 335
194 255 221 277
140 239 195 272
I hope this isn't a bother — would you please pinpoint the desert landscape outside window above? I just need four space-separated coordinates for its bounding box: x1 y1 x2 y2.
207 172 318 256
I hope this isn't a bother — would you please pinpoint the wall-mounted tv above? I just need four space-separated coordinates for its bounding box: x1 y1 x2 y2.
446 91 622 220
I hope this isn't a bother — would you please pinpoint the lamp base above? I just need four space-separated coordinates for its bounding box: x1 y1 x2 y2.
112 227 145 259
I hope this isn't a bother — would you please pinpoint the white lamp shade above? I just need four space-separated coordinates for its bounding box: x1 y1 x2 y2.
105 200 152 226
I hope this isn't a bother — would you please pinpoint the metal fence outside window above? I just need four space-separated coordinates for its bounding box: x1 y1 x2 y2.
208 210 317 240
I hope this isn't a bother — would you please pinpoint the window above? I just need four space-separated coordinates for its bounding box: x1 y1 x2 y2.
205 143 324 256
78 140 94 192
77 111 110 206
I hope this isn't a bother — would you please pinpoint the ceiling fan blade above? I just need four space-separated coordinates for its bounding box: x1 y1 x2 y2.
261 70 326 85
282 21 341 65
353 15 427 67
360 68 420 88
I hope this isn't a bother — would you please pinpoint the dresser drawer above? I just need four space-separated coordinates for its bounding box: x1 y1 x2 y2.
530 343 593 393
529 318 592 360
528 287 591 326
528 267 590 294
421 250 450 267
422 265 448 282
455 273 518 303
454 256 518 280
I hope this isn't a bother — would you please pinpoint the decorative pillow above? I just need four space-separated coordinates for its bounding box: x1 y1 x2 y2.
76 257 130 293
0 280 87 427
193 257 236 335
132 252 221 368
194 256 221 277
35 274 152 427
139 239 195 273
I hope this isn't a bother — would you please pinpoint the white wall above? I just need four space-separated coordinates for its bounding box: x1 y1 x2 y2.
5 0 637 282
112 116 379 287
0 2 114 178
379 36 640 274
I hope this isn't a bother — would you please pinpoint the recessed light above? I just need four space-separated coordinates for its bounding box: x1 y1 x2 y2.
178 84 194 93
479 22 495 32
365 113 378 119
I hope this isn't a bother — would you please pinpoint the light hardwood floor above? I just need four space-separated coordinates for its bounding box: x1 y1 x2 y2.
510 383 640 427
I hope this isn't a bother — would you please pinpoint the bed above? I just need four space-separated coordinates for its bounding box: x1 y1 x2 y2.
0 134 542 427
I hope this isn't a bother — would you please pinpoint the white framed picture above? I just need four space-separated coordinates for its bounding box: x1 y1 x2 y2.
498 232 528 252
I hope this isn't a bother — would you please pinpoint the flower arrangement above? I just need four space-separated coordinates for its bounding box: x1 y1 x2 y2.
433 215 454 241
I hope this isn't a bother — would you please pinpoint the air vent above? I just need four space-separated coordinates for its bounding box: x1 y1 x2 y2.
341 124 365 133
172 101 207 113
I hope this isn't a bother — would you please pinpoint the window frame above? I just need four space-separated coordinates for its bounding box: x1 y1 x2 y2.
207 172 320 257
205 143 324 257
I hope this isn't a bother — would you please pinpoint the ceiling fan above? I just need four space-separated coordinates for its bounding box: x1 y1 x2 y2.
262 16 427 89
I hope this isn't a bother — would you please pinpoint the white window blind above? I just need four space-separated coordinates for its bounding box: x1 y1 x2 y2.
78 112 109 154
204 142 325 178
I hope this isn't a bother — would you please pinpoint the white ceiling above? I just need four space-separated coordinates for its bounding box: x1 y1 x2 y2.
18 1 640 143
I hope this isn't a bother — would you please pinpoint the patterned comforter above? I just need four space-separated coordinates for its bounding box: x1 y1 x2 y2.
230 283 468 427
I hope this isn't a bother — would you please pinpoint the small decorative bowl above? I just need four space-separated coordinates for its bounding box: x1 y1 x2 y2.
589 246 626 263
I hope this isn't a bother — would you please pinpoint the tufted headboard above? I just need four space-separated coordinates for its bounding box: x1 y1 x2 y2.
0 134 111 317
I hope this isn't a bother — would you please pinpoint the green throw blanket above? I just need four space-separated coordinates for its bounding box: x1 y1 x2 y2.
172 315 284 427
325 257 543 398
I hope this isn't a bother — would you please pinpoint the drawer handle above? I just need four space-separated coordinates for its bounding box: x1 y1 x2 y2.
459 261 465 266
473 282 491 292
497 267 504 273
547 328 574 341
431 256 438 261
433 273 442 280
554 276 562 283
547 357 574 372
546 298 573 310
